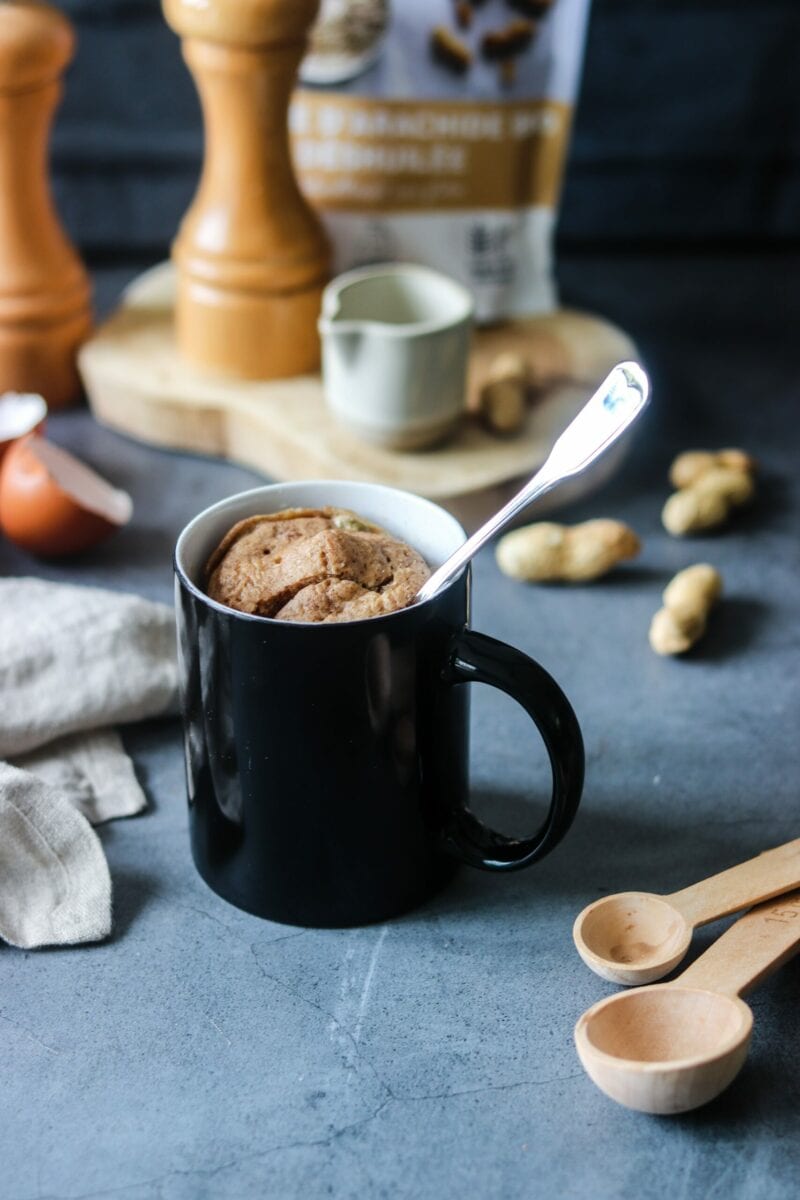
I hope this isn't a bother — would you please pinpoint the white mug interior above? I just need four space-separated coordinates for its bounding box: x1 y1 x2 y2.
175 480 467 611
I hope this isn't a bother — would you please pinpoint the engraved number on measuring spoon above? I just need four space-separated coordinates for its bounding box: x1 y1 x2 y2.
764 899 800 924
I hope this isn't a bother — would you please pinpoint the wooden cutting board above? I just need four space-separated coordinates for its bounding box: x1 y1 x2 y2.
80 262 637 522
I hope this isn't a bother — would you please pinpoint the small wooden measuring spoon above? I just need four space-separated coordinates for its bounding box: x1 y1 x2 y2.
574 888 800 1114
573 838 800 985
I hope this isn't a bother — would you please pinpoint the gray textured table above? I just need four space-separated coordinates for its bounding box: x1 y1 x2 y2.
2 253 799 1200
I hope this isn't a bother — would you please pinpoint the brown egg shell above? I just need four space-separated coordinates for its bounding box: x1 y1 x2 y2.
0 434 132 558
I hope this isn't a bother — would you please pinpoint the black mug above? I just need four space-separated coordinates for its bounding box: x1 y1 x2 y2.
174 481 584 927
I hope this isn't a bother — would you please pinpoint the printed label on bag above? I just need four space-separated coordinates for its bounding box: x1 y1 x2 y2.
291 0 591 320
291 96 572 212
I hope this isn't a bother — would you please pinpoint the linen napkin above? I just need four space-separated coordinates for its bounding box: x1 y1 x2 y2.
0 578 178 949
0 763 112 948
15 729 150 824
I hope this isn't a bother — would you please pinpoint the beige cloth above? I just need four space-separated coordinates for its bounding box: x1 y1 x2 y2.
15 730 148 825
0 578 178 949
0 577 176 759
0 764 112 948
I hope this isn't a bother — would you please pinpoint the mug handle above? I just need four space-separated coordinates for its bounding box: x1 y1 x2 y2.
440 629 584 871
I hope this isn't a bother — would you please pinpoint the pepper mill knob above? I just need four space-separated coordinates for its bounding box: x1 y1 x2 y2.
0 1 92 408
163 0 330 380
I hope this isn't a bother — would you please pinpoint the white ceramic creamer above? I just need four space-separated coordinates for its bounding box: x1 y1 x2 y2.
319 263 474 451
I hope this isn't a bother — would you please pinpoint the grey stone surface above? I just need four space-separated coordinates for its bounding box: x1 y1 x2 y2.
1 253 799 1199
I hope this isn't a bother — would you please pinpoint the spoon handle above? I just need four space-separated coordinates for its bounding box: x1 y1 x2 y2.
676 888 800 997
667 838 800 927
415 361 649 605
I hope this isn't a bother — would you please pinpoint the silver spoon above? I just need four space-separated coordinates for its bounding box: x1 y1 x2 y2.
415 362 650 604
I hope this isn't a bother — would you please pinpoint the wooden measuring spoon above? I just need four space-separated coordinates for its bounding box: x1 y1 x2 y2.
573 837 800 985
574 888 800 1114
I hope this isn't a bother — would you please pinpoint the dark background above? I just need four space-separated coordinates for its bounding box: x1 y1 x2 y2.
50 0 800 259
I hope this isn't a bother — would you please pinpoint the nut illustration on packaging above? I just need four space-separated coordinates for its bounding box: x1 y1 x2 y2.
431 24 472 73
481 19 536 60
429 0 553 87
454 1 473 30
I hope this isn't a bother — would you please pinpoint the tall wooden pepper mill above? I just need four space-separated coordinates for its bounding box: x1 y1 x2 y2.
163 0 330 380
0 1 92 408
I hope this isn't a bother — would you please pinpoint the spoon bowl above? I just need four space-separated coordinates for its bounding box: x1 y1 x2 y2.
574 892 692 985
574 889 800 1114
575 985 753 1115
573 838 800 985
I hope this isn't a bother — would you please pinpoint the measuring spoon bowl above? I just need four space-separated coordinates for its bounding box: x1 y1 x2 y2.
573 892 692 985
575 986 752 1115
574 888 800 1114
574 838 800 986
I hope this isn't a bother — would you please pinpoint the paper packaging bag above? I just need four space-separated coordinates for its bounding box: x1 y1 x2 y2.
291 0 591 322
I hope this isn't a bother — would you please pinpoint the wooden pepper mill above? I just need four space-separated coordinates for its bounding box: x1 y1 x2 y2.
0 1 92 408
163 0 330 380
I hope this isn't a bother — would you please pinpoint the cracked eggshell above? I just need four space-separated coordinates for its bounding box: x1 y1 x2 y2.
0 434 132 557
0 392 47 463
